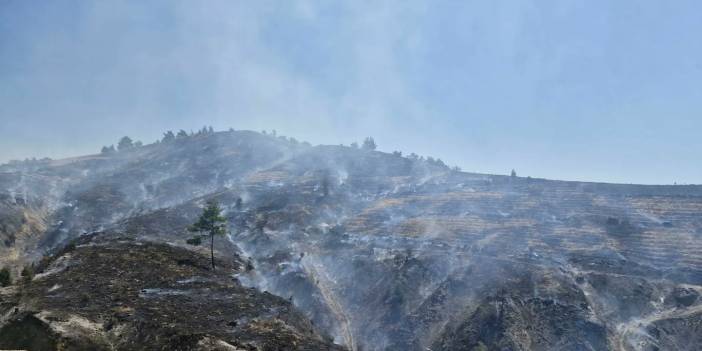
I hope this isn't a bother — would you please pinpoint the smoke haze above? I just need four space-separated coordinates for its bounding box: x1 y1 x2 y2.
1 1 701 184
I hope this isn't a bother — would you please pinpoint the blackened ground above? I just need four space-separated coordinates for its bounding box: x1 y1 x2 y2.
0 233 343 351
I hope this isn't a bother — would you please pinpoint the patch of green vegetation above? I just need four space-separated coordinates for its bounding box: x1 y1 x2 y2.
186 237 202 245
472 341 488 351
0 267 11 287
21 265 34 283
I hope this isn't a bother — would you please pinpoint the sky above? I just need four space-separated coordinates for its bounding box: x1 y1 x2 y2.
0 1 700 185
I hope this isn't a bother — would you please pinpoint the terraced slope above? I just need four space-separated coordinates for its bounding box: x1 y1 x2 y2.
222 169 701 350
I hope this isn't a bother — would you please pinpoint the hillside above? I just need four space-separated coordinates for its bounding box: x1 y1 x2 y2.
0 233 341 350
1 129 701 350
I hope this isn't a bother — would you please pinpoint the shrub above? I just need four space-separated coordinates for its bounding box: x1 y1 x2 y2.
186 237 202 246
0 267 11 287
21 265 34 282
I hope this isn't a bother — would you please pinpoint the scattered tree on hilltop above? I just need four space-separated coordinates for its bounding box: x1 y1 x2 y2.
197 126 215 135
117 136 134 151
176 130 188 139
362 137 377 150
187 201 227 270
511 169 517 177
162 131 175 143
350 142 359 149
101 145 116 154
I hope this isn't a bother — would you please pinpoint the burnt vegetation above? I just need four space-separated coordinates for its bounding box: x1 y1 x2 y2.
0 128 701 350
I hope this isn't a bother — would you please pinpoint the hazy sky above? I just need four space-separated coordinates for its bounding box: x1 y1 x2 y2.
1 1 700 184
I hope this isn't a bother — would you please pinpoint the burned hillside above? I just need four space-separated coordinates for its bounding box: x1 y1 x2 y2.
1 130 701 350
0 233 342 350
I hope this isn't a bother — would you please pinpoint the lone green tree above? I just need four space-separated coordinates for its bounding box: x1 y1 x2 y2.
188 201 227 270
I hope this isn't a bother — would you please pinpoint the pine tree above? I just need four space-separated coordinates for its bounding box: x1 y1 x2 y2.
362 137 377 150
162 131 175 143
187 201 227 270
117 136 134 151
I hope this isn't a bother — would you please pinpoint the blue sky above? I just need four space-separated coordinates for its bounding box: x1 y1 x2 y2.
1 1 700 184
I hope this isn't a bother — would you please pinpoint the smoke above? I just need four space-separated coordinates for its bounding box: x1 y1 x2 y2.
0 1 433 168
2 127 701 349
4 1 700 183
